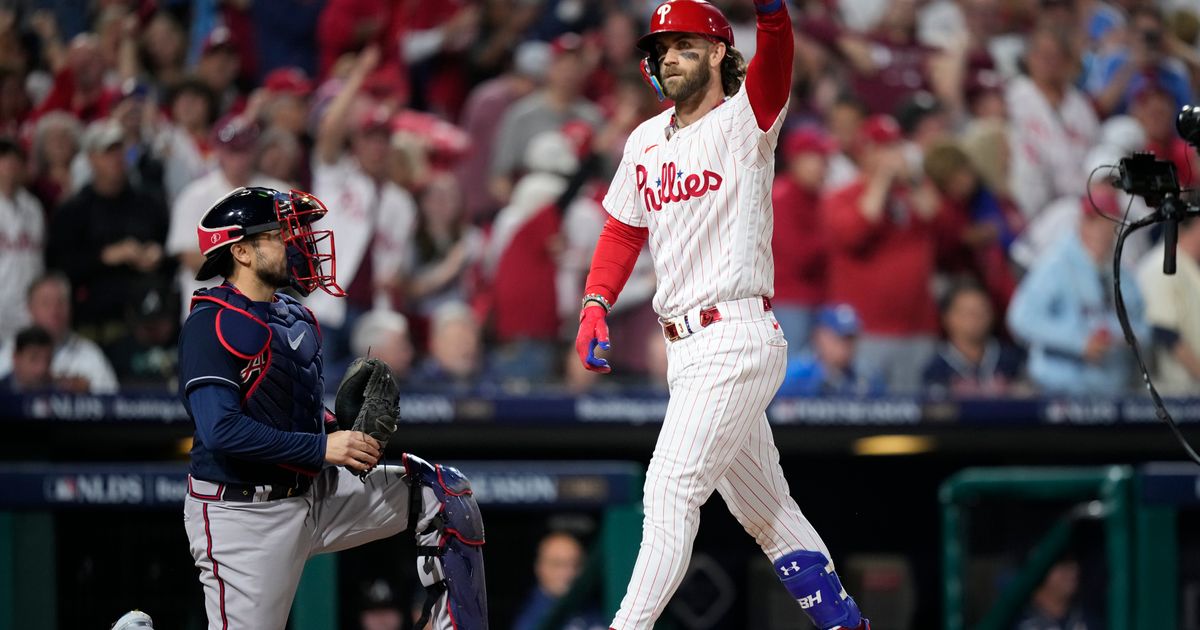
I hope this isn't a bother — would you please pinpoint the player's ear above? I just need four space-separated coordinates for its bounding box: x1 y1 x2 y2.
230 241 253 267
710 41 726 69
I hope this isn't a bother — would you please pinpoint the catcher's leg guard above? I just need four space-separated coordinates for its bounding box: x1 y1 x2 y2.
404 453 488 630
775 550 864 630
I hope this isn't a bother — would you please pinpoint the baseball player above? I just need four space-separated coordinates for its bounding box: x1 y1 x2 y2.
178 187 486 629
574 1 870 629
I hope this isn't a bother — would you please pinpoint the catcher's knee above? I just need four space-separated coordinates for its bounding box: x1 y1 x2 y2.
775 550 862 630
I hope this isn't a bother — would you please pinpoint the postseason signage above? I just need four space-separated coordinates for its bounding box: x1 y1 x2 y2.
3 392 1200 427
0 461 643 510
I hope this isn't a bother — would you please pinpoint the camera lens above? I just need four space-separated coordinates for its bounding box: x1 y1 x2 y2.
1178 104 1200 147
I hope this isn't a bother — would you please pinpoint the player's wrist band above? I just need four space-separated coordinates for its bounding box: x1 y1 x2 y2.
755 0 783 14
582 294 612 313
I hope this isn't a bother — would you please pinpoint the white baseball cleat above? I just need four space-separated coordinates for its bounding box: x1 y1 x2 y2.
111 610 154 630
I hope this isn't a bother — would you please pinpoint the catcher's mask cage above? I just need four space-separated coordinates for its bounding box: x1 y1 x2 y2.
637 0 734 102
195 187 345 298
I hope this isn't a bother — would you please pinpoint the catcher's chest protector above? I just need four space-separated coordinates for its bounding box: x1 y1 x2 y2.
192 286 324 433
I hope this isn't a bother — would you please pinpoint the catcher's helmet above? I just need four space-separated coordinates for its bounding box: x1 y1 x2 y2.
195 187 345 297
637 0 734 101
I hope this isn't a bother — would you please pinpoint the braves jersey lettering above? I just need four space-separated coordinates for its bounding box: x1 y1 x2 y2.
239 353 267 384
635 163 724 211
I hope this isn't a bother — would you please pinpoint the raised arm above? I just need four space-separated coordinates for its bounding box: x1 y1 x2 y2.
744 0 794 131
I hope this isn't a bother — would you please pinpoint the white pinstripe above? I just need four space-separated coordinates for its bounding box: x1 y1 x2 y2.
604 77 830 630
612 306 831 629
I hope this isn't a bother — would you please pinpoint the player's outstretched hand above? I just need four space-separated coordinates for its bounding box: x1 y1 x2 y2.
575 304 612 374
325 431 381 473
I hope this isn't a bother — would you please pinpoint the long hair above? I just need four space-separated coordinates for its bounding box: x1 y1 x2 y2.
720 46 747 97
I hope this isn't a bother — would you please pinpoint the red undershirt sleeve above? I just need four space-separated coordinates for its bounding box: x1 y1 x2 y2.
744 0 794 132
584 216 649 307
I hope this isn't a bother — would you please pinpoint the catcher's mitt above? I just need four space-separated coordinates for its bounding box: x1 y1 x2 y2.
334 358 400 474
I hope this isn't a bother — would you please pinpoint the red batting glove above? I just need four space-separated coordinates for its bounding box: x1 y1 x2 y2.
575 305 612 373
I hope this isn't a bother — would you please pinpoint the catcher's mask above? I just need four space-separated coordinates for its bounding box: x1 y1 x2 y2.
638 0 734 102
195 187 345 297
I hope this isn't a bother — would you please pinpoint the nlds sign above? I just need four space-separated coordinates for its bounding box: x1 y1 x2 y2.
45 474 144 505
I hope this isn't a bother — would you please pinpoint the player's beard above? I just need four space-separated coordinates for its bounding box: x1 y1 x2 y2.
252 243 291 290
662 59 712 103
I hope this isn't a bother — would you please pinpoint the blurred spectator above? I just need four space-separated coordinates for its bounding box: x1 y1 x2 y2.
412 301 483 388
583 10 641 113
166 116 288 319
779 304 886 397
1006 26 1099 219
350 309 415 382
923 281 1024 397
895 91 951 175
485 130 594 382
1015 557 1094 630
259 67 313 138
823 96 867 192
513 531 605 630
256 127 304 187
309 47 418 358
0 138 44 340
772 128 834 349
456 40 548 223
1007 188 1148 395
1131 81 1200 189
250 0 324 80
317 0 392 80
0 326 53 393
104 286 177 387
30 111 83 211
397 2 480 119
138 11 188 88
48 119 170 346
0 66 30 136
819 0 944 116
1087 6 1193 117
1137 217 1200 396
823 115 940 392
33 34 117 123
72 80 167 201
358 578 404 630
923 141 1019 313
195 26 242 115
160 77 220 203
958 119 1017 217
0 272 117 393
489 33 603 207
405 172 480 317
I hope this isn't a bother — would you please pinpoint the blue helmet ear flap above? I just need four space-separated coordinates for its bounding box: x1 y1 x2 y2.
640 57 666 102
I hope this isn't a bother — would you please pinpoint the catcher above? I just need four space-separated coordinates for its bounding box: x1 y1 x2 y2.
177 187 486 630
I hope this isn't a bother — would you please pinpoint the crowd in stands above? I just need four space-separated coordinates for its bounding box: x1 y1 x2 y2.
1 0 1199 398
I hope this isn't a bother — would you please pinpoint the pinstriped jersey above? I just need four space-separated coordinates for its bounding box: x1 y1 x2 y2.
603 84 787 319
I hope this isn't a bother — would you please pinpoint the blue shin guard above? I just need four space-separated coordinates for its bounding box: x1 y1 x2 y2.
775 550 863 630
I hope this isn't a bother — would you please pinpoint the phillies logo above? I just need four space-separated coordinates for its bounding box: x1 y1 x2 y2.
636 162 723 212
210 233 222 244
240 353 267 384
656 3 672 24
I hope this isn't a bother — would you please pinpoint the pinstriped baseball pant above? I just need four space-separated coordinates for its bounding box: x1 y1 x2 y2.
612 297 832 629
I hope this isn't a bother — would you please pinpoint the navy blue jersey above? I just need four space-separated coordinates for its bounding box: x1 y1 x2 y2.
178 284 327 486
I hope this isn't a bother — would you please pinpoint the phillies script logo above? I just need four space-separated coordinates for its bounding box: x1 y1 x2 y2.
636 163 723 211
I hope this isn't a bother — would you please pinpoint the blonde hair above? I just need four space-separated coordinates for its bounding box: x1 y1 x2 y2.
959 120 1011 198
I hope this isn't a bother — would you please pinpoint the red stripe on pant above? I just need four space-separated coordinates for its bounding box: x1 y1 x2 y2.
202 503 228 629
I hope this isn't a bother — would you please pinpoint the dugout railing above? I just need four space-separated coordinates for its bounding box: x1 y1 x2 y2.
940 464 1198 630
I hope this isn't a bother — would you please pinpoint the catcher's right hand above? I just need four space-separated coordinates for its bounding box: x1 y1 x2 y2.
334 358 400 476
575 304 611 373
